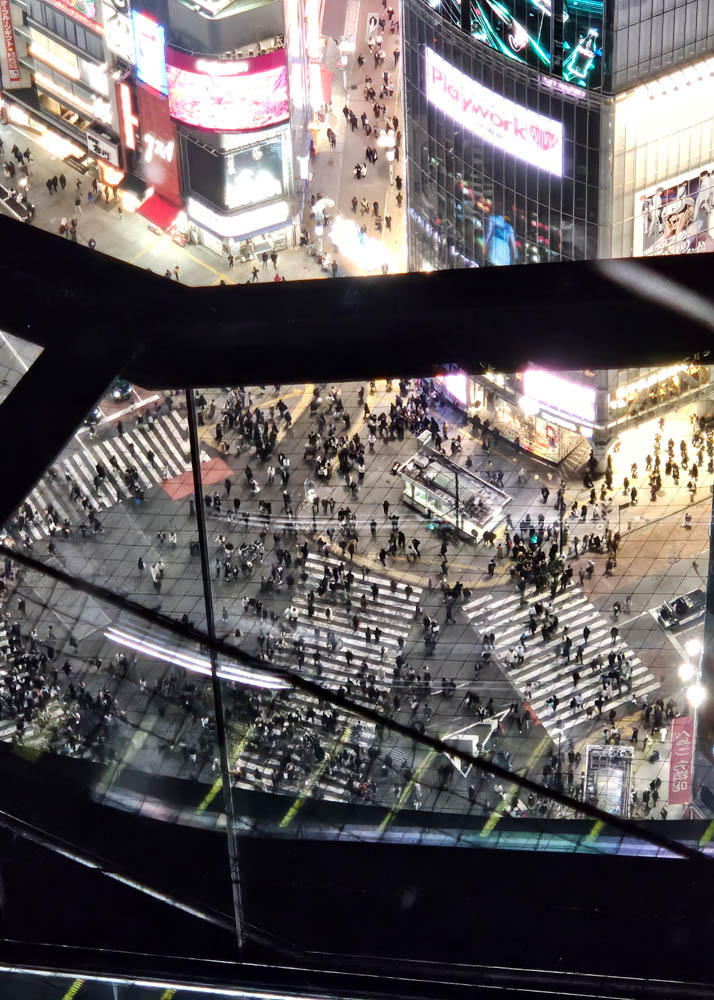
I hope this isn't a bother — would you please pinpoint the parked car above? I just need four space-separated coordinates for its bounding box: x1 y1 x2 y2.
657 588 706 629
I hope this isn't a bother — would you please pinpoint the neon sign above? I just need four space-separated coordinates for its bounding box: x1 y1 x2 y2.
119 81 138 150
144 132 174 163
425 48 563 175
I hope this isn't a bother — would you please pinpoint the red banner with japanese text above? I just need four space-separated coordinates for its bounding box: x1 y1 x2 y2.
669 716 694 806
0 0 21 87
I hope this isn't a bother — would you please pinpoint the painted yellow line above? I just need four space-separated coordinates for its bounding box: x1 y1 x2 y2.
279 725 353 829
61 979 84 1000
181 247 226 281
130 242 155 264
481 733 549 838
700 819 714 845
379 747 437 833
587 819 605 841
198 727 255 814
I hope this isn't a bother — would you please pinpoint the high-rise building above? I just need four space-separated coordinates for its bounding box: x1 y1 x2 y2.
403 0 714 270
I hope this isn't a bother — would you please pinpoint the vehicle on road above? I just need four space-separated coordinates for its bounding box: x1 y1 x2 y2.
110 377 133 402
657 588 706 629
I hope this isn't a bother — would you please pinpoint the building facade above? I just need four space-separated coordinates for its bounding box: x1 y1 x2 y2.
438 361 712 465
0 0 328 255
407 0 714 460
403 0 714 271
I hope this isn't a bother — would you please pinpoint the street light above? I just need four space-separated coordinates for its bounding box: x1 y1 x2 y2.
685 638 703 658
678 662 696 683
687 683 707 709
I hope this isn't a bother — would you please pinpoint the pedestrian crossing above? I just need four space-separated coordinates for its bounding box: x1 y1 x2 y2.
21 411 199 539
462 586 660 737
231 554 422 802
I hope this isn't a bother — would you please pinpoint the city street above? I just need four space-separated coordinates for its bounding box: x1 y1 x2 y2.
0 0 405 286
0 358 711 829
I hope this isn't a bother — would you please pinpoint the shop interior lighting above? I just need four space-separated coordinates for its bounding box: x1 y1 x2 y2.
104 626 291 691
34 72 112 123
28 42 80 79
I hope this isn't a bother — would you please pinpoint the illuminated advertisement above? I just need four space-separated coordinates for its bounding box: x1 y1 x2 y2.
437 372 469 406
103 1 134 63
522 368 596 424
131 10 167 95
0 0 21 86
464 0 603 89
186 136 284 211
633 162 714 258
166 49 289 132
425 48 563 175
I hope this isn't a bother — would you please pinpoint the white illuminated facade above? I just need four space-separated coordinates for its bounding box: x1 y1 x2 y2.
186 197 291 240
608 54 714 259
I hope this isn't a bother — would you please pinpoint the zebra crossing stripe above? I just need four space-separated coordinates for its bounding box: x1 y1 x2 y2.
463 583 659 735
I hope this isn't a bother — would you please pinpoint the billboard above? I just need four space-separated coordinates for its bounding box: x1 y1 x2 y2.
0 0 21 87
425 47 563 175
468 0 604 91
633 162 714 258
668 716 694 806
132 10 167 95
522 368 596 424
166 49 289 133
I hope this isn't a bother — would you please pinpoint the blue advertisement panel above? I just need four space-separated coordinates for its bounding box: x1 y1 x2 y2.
131 9 167 96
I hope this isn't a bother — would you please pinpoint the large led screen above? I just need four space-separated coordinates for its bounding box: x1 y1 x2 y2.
633 162 714 258
166 49 289 133
132 11 167 96
425 47 563 175
466 0 604 90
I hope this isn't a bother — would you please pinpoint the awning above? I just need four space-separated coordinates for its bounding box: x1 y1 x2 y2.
320 67 333 105
322 0 349 39
137 192 181 230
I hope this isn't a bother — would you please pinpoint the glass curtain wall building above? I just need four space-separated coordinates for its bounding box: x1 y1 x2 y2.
403 0 714 270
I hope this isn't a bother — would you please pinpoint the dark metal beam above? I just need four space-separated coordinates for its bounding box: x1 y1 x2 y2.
185 387 246 952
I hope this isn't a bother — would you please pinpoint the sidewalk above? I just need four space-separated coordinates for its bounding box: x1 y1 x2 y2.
304 2 406 276
0 121 328 287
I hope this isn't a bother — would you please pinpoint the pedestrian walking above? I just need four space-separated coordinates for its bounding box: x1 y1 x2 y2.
270 250 278 270
252 266 259 282
173 265 180 281
385 215 392 231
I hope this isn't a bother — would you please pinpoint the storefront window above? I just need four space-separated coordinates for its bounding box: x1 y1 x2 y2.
494 399 581 462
